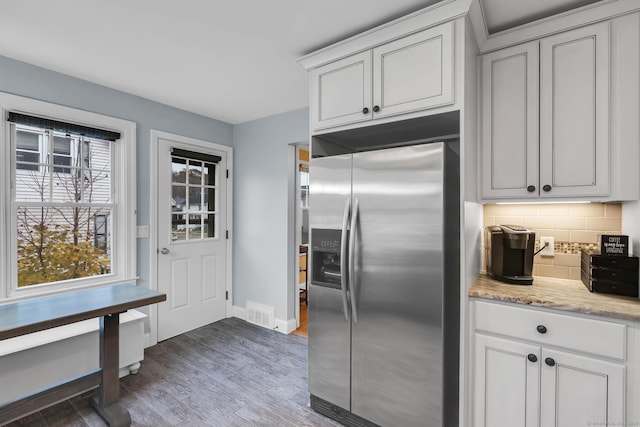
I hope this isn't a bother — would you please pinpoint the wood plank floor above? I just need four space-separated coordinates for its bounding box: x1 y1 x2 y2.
6 318 340 427
291 302 308 338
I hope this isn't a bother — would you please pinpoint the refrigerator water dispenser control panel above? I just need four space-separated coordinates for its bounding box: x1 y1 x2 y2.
311 228 343 289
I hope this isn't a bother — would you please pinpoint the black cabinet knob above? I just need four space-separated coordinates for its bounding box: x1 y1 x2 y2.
372 105 380 113
545 357 556 367
527 185 536 192
537 325 547 334
527 354 538 363
543 185 552 192
362 107 369 114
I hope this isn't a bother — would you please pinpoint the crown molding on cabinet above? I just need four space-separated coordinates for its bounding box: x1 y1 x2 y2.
297 0 471 70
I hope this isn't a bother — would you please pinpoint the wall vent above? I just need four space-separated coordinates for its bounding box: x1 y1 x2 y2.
246 301 276 329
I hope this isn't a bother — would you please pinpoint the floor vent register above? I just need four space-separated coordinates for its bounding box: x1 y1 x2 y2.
246 301 276 329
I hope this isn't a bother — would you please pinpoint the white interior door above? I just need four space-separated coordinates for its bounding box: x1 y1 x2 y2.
157 137 227 341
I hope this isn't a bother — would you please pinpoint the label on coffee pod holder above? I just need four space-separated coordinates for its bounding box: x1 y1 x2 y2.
600 234 628 257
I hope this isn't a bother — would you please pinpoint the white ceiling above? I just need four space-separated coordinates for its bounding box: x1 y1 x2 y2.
0 0 605 125
480 0 601 33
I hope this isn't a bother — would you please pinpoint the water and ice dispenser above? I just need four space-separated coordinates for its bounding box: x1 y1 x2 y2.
311 229 343 288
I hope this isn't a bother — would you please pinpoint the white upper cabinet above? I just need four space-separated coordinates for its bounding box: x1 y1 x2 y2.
480 22 610 200
539 23 609 198
309 21 454 132
372 23 454 120
310 52 372 130
481 41 539 199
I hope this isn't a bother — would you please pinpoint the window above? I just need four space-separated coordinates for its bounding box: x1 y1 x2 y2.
170 149 220 241
0 94 136 299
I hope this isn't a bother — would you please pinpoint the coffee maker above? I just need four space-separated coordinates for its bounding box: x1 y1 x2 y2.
485 225 535 285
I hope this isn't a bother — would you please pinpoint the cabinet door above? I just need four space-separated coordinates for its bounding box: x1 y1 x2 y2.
310 51 372 131
480 42 539 199
372 21 454 119
474 334 540 427
539 22 610 198
540 349 624 426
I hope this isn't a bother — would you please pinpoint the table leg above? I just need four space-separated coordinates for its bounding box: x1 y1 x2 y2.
91 313 131 427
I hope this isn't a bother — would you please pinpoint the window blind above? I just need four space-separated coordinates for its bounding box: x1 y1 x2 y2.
7 112 121 141
171 148 221 164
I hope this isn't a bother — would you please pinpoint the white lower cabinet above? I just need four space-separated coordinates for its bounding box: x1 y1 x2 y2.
540 348 624 427
474 334 540 427
473 301 626 427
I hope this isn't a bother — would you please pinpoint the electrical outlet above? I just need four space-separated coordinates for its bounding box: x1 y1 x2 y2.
540 236 554 256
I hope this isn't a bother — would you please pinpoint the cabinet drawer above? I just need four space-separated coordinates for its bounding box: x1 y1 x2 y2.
474 301 626 360
591 256 639 271
591 267 638 284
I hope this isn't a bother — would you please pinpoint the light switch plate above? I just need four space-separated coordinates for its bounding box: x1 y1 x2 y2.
137 225 149 238
540 236 554 256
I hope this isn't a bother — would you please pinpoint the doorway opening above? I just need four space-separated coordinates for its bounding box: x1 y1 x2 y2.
292 144 309 337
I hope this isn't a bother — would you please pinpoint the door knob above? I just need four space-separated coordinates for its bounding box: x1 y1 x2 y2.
527 354 538 363
160 248 170 255
372 105 380 113
545 357 556 366
527 185 536 192
362 107 369 114
536 325 547 334
543 185 552 192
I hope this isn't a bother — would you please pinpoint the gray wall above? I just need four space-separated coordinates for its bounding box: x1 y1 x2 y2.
233 108 309 325
0 55 233 301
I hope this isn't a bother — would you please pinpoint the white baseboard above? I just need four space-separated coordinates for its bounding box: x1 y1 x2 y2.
232 304 246 320
143 332 152 349
275 317 297 334
232 305 296 334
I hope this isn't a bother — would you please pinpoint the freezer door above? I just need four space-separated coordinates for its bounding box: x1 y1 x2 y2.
351 143 445 426
308 154 352 410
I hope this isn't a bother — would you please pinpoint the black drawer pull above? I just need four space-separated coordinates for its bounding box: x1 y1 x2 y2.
527 354 538 363
543 185 552 192
362 107 369 114
527 185 536 192
545 357 556 367
537 325 547 334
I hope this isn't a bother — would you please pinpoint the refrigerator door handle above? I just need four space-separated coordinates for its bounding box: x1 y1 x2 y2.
340 198 351 322
349 197 359 323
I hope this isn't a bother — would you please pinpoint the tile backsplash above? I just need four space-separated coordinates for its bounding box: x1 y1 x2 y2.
483 203 622 281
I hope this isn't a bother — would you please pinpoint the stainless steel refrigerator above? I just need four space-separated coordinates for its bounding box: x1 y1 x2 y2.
308 142 460 427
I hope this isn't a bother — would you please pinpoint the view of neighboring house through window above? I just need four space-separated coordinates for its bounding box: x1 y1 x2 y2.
12 123 113 288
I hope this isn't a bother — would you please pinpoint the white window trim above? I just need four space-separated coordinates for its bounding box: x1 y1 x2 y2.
0 92 137 301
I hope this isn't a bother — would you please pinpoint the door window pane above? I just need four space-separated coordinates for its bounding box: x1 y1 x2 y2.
204 214 215 238
171 158 187 183
187 214 203 239
188 161 202 185
204 163 216 186
172 214 186 242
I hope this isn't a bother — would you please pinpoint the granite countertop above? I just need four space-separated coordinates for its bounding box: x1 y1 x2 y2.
469 274 640 322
